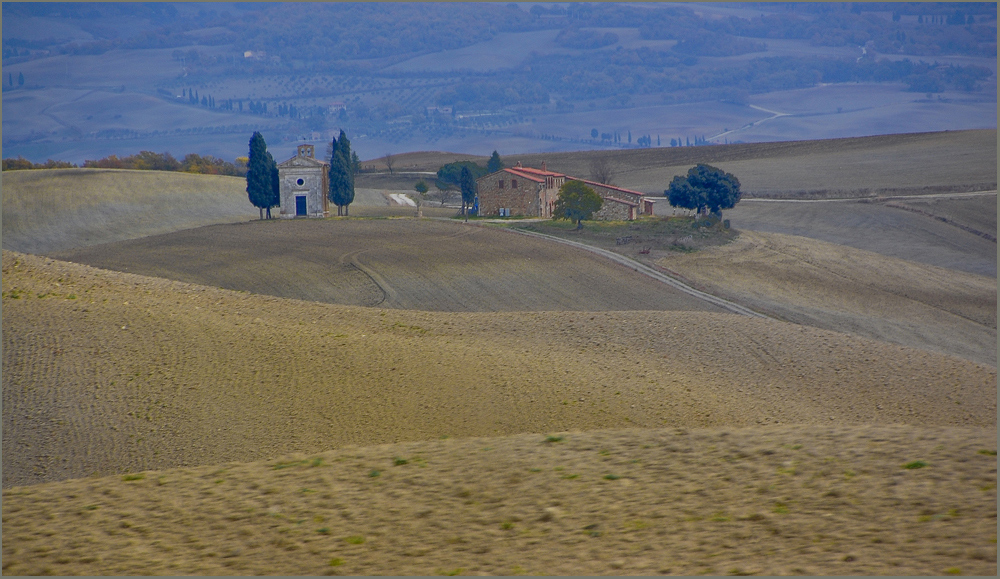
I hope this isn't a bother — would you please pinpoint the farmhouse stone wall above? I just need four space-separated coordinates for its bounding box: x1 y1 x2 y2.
477 165 648 221
594 197 634 221
573 179 642 220
477 171 559 218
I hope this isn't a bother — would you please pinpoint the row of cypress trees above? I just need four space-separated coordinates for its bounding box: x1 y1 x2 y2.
246 130 357 218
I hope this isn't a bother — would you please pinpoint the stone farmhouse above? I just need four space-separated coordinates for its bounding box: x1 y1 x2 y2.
277 144 329 218
476 162 654 220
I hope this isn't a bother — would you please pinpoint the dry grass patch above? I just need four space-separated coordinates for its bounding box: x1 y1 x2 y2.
2 425 995 576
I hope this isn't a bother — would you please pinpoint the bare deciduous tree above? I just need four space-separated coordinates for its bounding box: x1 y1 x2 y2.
589 156 615 184
430 183 454 207
383 152 395 175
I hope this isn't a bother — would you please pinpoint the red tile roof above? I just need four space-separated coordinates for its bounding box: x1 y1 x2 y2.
502 168 545 183
571 177 645 197
511 165 566 178
600 195 639 207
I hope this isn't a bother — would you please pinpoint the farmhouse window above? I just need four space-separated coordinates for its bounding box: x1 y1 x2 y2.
499 180 505 189
512 180 518 189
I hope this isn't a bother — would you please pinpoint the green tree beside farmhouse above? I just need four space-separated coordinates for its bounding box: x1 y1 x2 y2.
436 160 486 191
666 164 742 219
486 150 504 173
328 130 356 216
553 180 603 229
246 131 278 220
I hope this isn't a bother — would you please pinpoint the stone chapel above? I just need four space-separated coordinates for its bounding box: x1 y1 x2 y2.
277 144 329 218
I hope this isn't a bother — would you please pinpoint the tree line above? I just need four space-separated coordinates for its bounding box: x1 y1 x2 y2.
2 151 247 175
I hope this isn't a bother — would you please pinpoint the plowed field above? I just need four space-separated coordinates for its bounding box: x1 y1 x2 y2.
49 219 727 313
3 129 997 575
720 194 998 277
4 250 995 490
657 230 997 367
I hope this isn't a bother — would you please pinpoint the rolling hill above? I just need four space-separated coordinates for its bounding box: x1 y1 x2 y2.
2 129 996 575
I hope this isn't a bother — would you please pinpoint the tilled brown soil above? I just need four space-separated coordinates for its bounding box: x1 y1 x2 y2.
880 194 999 242
656 230 997 367
3 250 998 575
4 250 995 491
2 426 996 576
720 196 998 277
48 218 727 313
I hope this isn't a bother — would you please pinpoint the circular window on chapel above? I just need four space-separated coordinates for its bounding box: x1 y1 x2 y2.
296 178 305 186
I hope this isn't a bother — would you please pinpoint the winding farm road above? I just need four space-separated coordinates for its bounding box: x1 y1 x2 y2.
505 226 769 319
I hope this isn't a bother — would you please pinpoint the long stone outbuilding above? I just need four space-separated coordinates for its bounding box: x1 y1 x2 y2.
476 161 654 220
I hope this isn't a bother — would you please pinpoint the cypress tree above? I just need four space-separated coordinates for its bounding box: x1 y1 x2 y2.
336 130 355 216
328 132 352 216
460 166 476 217
18 72 24 86
266 151 279 219
486 150 504 173
247 132 272 219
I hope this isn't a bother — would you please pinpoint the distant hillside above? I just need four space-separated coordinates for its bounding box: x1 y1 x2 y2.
360 130 996 198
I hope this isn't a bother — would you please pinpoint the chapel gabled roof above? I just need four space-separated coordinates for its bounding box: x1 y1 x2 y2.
277 155 327 169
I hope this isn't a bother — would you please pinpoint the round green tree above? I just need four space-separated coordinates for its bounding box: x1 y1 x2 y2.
553 180 603 229
666 164 741 219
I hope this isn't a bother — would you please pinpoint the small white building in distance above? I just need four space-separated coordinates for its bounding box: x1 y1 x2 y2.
277 144 329 218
